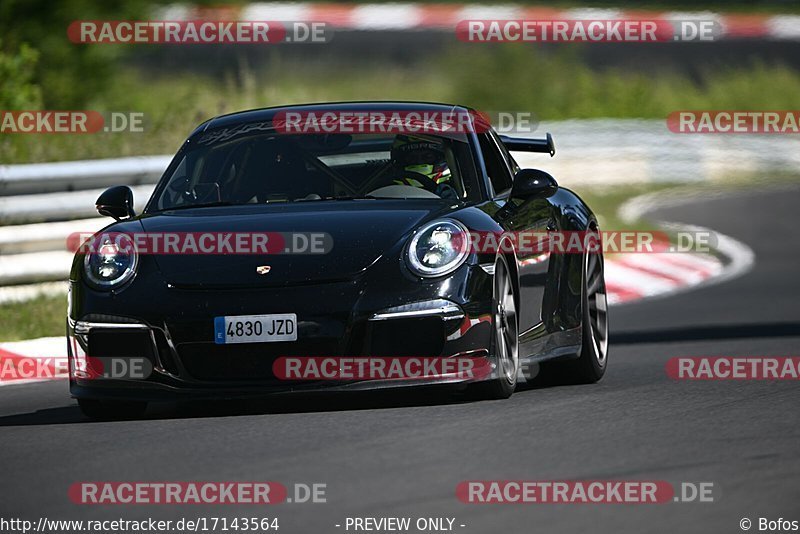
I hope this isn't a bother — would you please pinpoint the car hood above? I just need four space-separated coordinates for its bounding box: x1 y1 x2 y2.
139 200 457 288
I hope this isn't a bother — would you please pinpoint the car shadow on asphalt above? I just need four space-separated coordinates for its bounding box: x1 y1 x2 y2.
0 385 520 426
0 368 589 427
611 321 800 345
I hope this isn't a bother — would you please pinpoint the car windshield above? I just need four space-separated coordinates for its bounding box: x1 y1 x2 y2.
147 124 482 212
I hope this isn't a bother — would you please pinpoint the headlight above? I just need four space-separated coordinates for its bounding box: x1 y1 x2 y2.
83 235 138 289
406 219 470 277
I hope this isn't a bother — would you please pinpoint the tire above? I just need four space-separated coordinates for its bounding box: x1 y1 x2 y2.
537 231 609 385
472 254 519 400
77 398 147 420
572 240 609 383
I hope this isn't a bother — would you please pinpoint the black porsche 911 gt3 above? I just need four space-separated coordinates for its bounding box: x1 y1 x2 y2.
67 102 608 419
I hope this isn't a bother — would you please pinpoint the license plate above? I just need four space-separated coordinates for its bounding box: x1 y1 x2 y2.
214 314 297 344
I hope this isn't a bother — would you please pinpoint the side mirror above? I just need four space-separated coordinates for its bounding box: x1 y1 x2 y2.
96 186 135 220
510 169 558 200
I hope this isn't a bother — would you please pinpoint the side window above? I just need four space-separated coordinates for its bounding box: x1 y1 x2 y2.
157 156 188 209
478 133 513 195
493 131 520 175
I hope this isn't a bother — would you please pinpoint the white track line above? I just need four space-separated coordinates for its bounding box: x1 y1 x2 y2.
612 188 756 304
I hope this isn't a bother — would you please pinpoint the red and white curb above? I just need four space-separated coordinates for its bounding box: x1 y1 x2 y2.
0 337 67 386
616 188 757 302
605 251 722 305
160 3 800 40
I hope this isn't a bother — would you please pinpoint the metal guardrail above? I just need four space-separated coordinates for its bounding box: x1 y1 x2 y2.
0 155 170 196
0 157 168 288
0 185 156 224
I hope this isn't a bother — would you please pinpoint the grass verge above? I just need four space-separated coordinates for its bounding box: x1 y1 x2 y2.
0 294 66 342
3 47 800 163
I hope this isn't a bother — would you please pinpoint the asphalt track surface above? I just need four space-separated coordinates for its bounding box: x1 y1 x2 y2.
1 186 799 533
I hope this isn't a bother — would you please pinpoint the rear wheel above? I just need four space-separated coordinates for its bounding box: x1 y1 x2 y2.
538 232 608 385
473 255 519 399
77 399 147 420
573 242 609 382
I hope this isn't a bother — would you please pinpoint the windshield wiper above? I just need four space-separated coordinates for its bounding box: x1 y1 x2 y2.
163 200 237 211
294 195 379 201
329 195 379 200
162 196 383 211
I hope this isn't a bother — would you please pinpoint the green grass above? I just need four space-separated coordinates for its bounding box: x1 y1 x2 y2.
3 47 800 164
573 183 673 232
442 46 800 119
0 294 66 342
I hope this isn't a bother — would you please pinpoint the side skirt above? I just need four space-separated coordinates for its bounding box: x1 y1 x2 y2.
518 326 582 365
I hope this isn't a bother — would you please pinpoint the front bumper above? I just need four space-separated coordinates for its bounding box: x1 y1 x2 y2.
68 265 495 401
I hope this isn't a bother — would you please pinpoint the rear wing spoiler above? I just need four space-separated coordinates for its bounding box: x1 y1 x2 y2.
498 132 556 157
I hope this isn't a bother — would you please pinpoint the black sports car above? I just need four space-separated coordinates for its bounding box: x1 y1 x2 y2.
67 102 608 419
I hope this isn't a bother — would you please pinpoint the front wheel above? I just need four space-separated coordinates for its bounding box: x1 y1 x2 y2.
472 255 519 400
